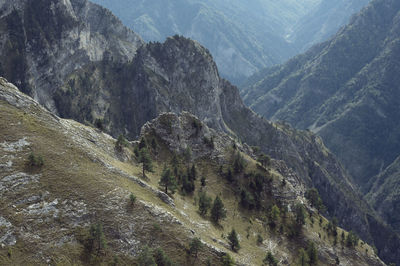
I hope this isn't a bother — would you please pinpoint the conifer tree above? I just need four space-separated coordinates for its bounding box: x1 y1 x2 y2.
211 196 227 223
139 148 153 178
307 241 318 265
159 166 177 194
189 237 203 258
228 229 240 252
298 248 309 266
198 191 212 216
263 251 278 266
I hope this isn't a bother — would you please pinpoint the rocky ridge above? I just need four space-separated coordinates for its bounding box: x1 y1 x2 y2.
0 0 143 112
0 78 386 265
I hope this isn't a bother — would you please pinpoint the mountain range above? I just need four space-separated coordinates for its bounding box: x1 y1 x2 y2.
0 0 399 264
91 0 371 85
243 0 400 241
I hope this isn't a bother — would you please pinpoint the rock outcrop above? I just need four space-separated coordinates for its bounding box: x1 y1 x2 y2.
0 0 143 112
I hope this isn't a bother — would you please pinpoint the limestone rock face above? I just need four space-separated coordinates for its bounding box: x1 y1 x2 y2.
140 111 252 164
0 0 143 112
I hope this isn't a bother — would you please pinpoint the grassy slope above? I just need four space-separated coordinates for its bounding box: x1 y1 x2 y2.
0 82 382 265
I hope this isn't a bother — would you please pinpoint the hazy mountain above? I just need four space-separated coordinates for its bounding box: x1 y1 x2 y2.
286 0 371 51
243 0 400 191
0 0 399 264
91 0 370 85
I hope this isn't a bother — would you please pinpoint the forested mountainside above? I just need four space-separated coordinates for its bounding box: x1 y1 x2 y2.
91 0 370 85
0 0 399 264
243 1 400 256
0 79 385 265
243 0 400 196
366 156 400 235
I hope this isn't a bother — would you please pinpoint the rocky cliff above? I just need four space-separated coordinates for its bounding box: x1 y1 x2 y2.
0 0 143 112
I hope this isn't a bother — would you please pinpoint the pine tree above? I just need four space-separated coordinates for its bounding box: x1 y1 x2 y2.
182 174 195 194
233 152 246 173
228 229 240 252
295 203 306 226
298 248 309 266
138 148 153 178
159 166 177 194
189 164 197 180
87 223 107 255
263 251 278 266
269 205 280 228
115 134 128 151
211 196 227 223
189 237 203 258
346 231 359 248
307 241 318 265
153 248 173 266
305 188 325 212
138 246 156 266
139 137 147 150
198 191 212 216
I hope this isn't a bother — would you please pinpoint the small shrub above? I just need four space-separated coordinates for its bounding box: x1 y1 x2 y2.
94 118 104 130
221 253 235 266
201 175 206 187
346 231 359 248
129 193 136 205
28 152 44 167
138 246 156 266
257 234 263 245
7 247 12 258
115 134 128 151
203 136 214 148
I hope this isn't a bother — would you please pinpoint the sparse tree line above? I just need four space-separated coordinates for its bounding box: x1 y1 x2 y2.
106 129 363 265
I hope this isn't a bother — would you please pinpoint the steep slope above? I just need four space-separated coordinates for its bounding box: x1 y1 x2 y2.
1 0 399 264
0 0 143 112
287 0 371 51
0 79 385 265
243 0 400 193
366 156 400 234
